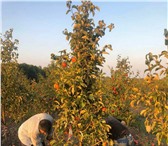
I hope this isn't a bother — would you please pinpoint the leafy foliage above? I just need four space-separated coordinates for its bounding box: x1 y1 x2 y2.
1 29 19 63
50 1 114 145
103 56 139 125
145 51 168 76
130 51 168 145
1 29 31 123
27 62 59 114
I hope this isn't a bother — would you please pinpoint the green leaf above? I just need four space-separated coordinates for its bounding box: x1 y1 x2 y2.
102 51 109 54
107 23 114 32
66 10 71 14
72 5 78 10
50 140 57 146
107 44 112 50
161 50 168 58
140 109 147 116
95 6 100 11
71 85 75 95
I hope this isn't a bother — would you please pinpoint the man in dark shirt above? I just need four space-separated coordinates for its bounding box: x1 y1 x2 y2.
105 116 135 146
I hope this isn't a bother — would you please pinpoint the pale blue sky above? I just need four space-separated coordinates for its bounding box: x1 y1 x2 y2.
2 1 167 77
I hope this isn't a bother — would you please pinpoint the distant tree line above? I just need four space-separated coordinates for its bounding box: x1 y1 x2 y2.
18 63 46 82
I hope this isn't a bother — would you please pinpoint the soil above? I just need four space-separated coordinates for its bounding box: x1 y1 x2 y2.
1 122 22 146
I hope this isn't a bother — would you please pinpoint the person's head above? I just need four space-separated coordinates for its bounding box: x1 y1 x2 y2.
39 119 52 136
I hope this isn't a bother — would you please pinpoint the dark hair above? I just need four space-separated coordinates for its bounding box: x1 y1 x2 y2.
39 119 52 135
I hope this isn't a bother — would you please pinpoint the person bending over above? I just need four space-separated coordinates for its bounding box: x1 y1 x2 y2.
105 116 135 146
18 113 54 146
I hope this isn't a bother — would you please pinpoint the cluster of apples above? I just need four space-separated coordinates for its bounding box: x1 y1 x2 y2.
54 57 77 90
61 57 77 68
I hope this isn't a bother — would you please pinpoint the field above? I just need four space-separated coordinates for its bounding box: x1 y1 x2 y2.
1 1 168 146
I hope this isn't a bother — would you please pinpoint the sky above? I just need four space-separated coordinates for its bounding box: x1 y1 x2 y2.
1 0 167 77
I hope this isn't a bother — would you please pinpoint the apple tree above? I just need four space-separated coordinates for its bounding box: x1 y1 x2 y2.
103 55 137 125
50 1 114 145
1 29 31 124
130 51 168 145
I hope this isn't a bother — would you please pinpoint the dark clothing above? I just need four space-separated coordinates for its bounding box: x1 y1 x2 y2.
42 141 45 146
31 141 45 146
105 116 130 140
